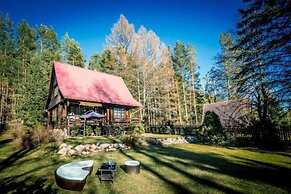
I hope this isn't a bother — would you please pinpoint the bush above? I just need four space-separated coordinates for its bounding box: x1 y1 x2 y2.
196 112 228 145
121 135 140 147
7 121 65 148
70 123 79 136
49 128 65 145
7 119 26 140
133 124 145 134
21 129 34 149
94 127 101 136
123 124 145 135
203 112 225 135
249 120 288 150
32 123 50 145
85 125 93 136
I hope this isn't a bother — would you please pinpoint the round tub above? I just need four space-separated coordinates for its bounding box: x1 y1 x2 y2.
124 160 140 174
55 160 94 191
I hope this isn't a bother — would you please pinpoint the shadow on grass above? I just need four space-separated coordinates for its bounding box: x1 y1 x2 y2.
0 155 62 193
139 145 291 192
239 147 291 159
0 147 33 173
0 140 63 194
138 147 244 194
0 175 58 194
0 138 13 147
119 149 193 194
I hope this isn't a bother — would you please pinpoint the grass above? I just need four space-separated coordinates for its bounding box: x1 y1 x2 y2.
64 136 122 146
0 135 291 194
141 133 181 139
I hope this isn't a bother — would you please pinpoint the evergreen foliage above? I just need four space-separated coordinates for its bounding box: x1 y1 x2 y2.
62 33 85 67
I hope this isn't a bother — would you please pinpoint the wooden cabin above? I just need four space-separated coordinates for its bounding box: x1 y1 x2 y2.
46 61 141 129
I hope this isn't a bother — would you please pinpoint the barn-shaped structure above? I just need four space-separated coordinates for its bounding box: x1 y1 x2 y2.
202 100 250 130
46 61 141 129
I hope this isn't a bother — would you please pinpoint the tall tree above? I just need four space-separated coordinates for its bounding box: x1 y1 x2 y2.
217 33 237 100
88 53 103 71
20 53 48 127
0 14 16 124
62 33 84 67
106 15 135 54
232 0 291 135
172 42 190 124
206 33 238 101
186 44 200 125
16 21 37 121
17 21 36 83
38 24 61 78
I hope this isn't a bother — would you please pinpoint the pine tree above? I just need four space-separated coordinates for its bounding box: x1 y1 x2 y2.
231 0 291 139
88 53 103 71
62 33 84 67
38 25 61 79
17 21 36 83
0 14 16 124
20 54 48 126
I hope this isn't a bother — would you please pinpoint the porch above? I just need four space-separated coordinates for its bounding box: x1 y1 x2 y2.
47 100 139 135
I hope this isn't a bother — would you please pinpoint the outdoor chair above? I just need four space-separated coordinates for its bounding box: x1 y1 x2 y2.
96 161 117 182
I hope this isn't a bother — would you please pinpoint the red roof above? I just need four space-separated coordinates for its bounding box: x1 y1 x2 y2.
53 61 141 107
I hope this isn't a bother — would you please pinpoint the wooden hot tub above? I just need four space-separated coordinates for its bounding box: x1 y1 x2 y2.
124 160 140 174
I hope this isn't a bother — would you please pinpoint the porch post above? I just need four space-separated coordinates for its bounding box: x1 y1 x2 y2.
63 101 67 129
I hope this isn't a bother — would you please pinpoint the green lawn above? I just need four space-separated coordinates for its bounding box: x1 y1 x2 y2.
64 136 122 146
0 135 290 194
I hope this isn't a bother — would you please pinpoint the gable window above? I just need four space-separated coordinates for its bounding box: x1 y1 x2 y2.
113 107 125 120
53 86 58 97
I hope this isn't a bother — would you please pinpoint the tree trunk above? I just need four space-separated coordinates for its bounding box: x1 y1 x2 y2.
174 78 182 125
137 71 142 121
182 82 189 123
190 69 198 125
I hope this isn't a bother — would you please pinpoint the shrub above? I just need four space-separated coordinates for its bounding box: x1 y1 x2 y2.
123 124 144 135
249 120 288 150
196 112 228 145
21 129 34 149
7 119 26 140
7 121 35 149
133 124 145 135
22 123 56 148
121 135 139 147
85 125 93 136
7 121 65 148
203 112 225 135
70 123 79 136
32 123 50 145
94 127 101 136
49 128 65 145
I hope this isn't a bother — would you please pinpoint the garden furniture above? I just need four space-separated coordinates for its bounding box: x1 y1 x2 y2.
96 160 117 182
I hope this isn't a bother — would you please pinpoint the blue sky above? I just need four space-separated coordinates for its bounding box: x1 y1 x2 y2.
0 0 243 77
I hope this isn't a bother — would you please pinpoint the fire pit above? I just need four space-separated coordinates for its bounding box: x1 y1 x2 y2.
124 160 140 174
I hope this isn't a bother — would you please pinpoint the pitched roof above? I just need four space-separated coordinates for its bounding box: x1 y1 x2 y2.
53 61 141 107
202 100 250 129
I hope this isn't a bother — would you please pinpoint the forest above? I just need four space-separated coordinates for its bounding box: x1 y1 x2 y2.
0 0 290 147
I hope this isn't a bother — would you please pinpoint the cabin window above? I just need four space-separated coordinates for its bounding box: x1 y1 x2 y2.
68 105 80 115
113 107 125 120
